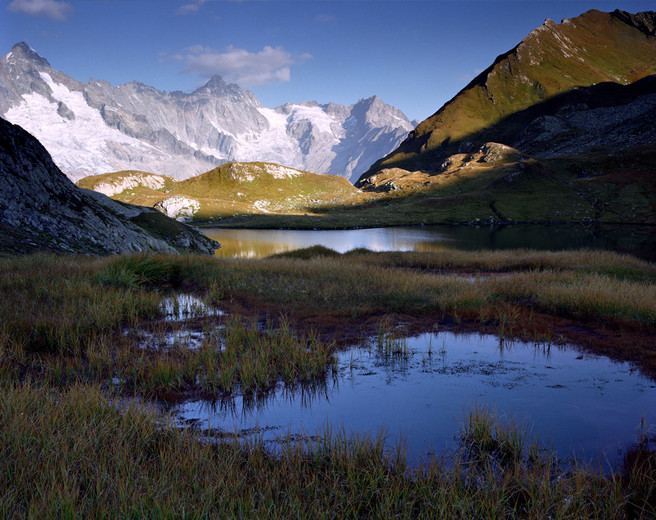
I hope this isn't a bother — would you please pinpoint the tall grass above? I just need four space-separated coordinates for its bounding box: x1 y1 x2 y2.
2 249 656 391
1 251 655 517
1 384 653 519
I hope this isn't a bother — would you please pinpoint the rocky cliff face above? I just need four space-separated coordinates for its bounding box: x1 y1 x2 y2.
359 9 656 184
0 117 218 255
0 43 414 184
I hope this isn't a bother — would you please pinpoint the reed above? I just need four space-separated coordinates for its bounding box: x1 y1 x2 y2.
0 384 652 519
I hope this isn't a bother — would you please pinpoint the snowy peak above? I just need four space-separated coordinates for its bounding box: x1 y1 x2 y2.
1 42 415 184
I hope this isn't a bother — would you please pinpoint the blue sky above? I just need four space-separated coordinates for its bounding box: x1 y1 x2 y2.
1 0 652 121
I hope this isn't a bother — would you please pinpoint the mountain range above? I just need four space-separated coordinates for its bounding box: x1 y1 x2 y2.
0 42 415 184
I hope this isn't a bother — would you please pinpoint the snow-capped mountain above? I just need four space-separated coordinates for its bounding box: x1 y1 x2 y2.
0 42 415 183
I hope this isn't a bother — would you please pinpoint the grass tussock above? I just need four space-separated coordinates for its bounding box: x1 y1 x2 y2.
1 384 654 519
1 250 655 517
2 249 656 388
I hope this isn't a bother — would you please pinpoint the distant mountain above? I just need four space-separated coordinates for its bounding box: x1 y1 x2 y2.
0 117 218 255
359 9 656 184
0 43 414 184
77 162 362 221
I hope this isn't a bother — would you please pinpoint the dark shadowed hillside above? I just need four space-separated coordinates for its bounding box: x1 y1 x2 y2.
0 117 218 255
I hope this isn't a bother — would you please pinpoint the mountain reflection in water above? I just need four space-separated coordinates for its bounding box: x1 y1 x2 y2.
202 224 656 260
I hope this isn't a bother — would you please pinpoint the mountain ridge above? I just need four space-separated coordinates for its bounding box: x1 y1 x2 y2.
359 9 656 181
0 43 414 183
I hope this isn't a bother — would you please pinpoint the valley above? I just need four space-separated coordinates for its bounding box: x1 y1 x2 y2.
1 5 656 518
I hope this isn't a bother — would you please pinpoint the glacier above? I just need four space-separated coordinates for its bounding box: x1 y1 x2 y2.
0 42 415 184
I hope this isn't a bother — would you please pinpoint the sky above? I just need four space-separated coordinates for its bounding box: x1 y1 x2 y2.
1 0 653 122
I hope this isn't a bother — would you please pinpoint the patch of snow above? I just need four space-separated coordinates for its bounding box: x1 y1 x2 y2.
289 104 335 134
94 173 167 196
253 200 271 213
229 163 256 182
234 107 301 166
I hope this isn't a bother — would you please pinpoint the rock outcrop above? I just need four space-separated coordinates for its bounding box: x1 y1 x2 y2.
0 117 218 255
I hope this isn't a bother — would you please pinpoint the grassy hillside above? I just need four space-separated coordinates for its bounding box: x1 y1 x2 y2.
362 9 656 177
224 145 650 229
78 162 364 222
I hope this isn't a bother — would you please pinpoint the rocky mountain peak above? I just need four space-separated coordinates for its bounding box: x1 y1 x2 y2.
199 74 227 91
194 75 247 98
6 42 51 68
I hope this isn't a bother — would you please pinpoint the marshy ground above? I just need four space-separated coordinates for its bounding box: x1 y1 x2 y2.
1 248 655 518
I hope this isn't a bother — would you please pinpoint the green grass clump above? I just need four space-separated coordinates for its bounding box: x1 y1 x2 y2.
96 254 183 288
269 245 341 260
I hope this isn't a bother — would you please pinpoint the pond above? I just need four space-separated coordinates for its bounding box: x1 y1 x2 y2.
166 330 656 470
202 224 656 260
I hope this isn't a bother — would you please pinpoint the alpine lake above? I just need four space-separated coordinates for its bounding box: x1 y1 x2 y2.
155 224 656 470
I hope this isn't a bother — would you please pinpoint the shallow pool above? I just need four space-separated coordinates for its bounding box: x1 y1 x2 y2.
167 330 656 469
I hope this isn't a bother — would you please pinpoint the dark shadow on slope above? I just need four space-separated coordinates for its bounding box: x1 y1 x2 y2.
360 75 656 182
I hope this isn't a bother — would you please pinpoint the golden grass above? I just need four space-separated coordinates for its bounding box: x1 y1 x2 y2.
1 383 653 519
1 250 655 517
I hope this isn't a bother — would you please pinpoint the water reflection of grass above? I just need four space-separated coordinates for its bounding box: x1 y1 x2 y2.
1 385 654 518
1 250 655 516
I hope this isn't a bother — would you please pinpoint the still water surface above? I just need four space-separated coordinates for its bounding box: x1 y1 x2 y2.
203 224 656 260
168 331 656 469
191 224 656 468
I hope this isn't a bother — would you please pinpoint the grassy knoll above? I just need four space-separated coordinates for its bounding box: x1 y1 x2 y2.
77 163 363 222
1 250 655 517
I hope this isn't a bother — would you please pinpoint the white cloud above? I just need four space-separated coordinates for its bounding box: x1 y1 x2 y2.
176 0 206 15
170 45 311 87
7 0 72 20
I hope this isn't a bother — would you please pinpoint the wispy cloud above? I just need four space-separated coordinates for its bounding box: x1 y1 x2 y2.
7 0 72 20
316 14 336 23
169 45 312 87
176 0 207 15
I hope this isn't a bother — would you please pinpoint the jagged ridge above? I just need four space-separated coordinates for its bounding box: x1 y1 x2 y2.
1 43 414 183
